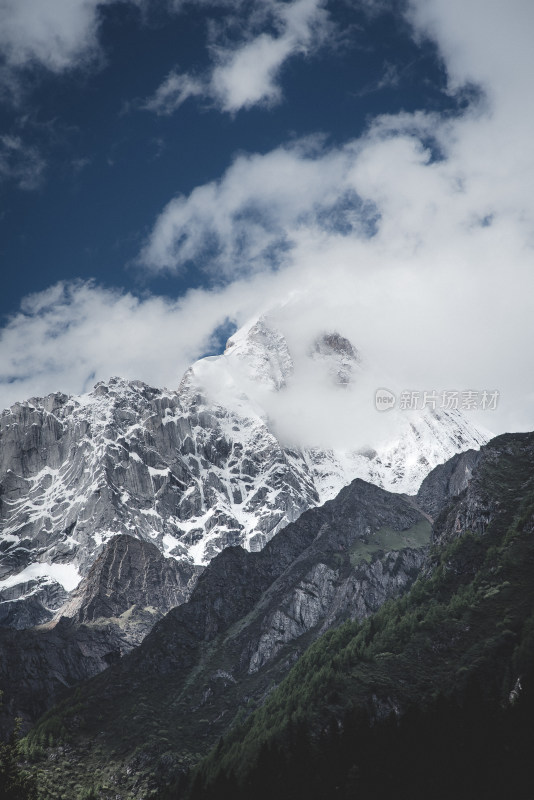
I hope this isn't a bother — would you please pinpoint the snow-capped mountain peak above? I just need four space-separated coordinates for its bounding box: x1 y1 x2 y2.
0 315 489 629
224 317 294 391
311 331 362 386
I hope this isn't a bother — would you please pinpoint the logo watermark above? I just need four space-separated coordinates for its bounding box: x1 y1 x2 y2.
375 387 396 411
374 388 499 412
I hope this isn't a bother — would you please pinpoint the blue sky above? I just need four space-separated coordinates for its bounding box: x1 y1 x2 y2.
0 0 533 435
0 0 452 316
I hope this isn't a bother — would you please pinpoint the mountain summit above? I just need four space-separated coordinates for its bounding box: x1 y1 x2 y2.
0 315 488 628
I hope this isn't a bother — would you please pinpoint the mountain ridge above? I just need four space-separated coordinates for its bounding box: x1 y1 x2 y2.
19 473 437 796
5 432 532 798
181 431 534 800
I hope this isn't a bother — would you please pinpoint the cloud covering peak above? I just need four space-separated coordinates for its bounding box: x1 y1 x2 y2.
0 0 533 442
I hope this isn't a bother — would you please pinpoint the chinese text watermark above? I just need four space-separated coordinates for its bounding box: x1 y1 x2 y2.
375 388 499 412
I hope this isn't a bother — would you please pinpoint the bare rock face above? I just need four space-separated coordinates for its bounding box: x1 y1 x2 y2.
242 478 430 674
413 448 482 520
0 579 68 629
0 534 200 735
121 476 431 693
312 331 361 385
428 433 525 549
62 533 199 625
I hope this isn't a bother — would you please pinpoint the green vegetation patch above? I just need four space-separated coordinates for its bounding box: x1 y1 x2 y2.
349 520 432 565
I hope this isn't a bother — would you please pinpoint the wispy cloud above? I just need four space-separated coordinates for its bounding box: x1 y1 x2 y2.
0 133 45 188
0 1 124 190
144 0 332 115
355 60 406 98
143 71 205 115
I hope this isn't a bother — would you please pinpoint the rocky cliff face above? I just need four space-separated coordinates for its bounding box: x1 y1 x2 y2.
0 617 128 739
242 479 430 675
62 533 200 625
0 314 488 629
0 533 200 736
413 447 481 520
429 433 531 549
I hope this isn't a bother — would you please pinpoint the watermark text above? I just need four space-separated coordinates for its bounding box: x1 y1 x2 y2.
375 388 499 412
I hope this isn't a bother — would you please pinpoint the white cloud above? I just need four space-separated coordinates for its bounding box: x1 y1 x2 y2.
210 31 293 111
144 0 331 114
0 1 112 191
212 0 329 112
0 0 107 75
139 137 364 273
407 0 534 102
137 0 534 435
0 281 211 409
1 0 533 441
0 0 148 91
0 0 329 114
0 277 284 411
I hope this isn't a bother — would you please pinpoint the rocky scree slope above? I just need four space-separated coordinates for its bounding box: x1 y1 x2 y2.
0 317 488 630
